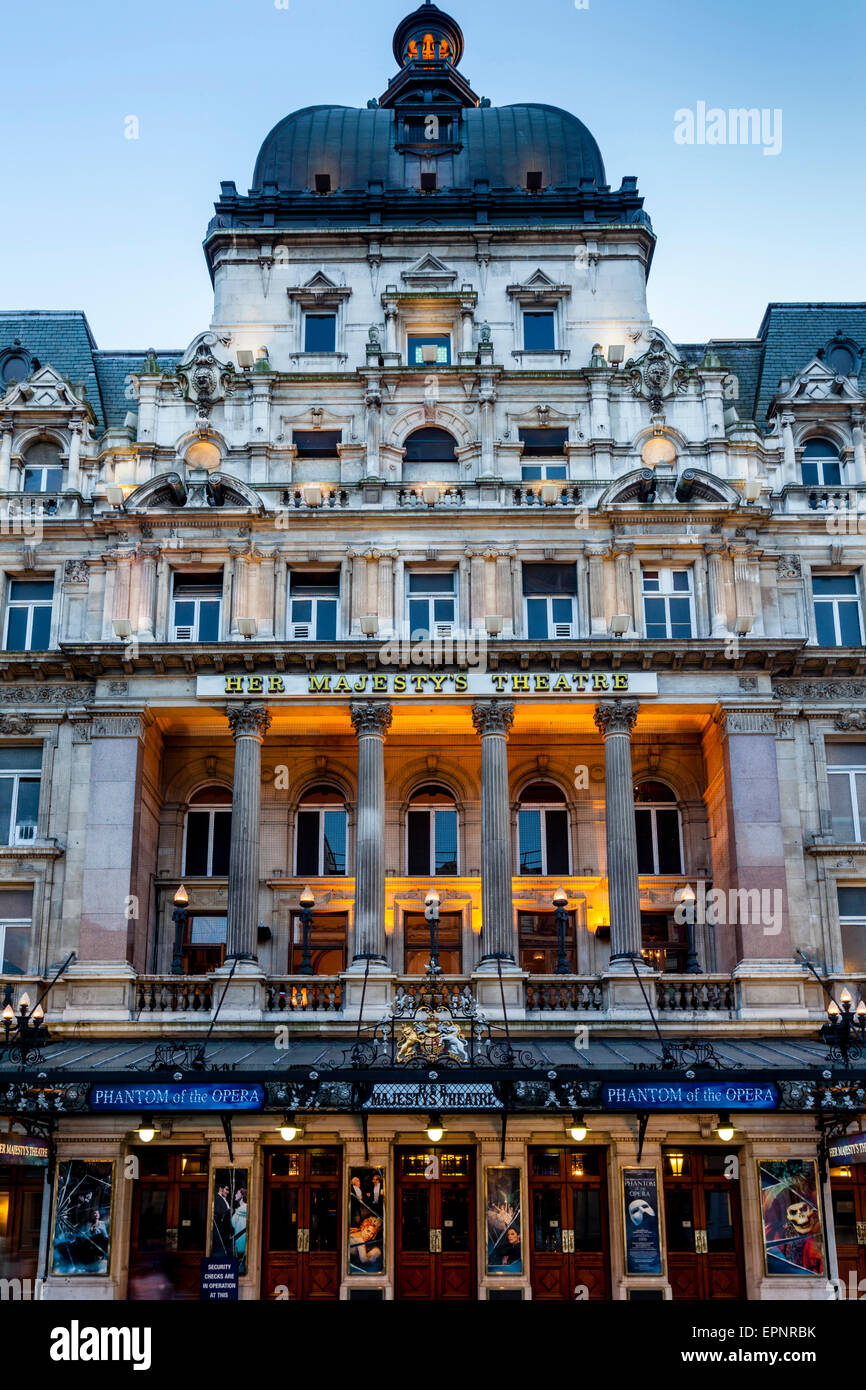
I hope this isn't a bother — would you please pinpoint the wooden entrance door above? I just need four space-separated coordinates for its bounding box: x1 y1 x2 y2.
262 1147 341 1300
529 1147 610 1299
830 1158 866 1293
395 1148 475 1300
0 1164 43 1284
128 1147 209 1299
663 1148 746 1299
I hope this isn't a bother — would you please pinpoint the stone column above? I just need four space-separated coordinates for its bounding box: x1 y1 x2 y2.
66 421 83 493
350 702 392 967
226 703 271 962
781 411 796 482
137 548 157 638
706 543 730 637
478 383 497 477
853 413 866 484
594 700 644 970
364 381 381 478
587 547 607 634
472 701 516 966
0 419 13 491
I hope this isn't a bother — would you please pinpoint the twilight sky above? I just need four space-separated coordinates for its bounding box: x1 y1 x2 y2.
2 0 863 349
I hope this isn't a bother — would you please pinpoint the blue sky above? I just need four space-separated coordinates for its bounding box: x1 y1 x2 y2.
2 0 863 348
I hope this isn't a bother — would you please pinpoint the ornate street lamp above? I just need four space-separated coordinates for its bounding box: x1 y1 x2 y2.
424 889 441 975
298 885 316 976
1 992 46 1058
822 988 866 1065
552 886 570 975
678 883 702 975
171 884 189 976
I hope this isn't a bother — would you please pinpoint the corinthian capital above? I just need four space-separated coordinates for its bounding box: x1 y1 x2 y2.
472 700 515 737
593 700 639 737
350 701 393 738
227 703 272 740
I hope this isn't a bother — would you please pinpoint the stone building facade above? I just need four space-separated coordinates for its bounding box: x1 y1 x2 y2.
1 2 866 1303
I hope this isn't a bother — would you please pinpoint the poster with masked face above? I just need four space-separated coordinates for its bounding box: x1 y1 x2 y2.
622 1167 663 1275
758 1159 825 1276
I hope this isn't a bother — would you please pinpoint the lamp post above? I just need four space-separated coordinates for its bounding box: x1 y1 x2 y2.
552 886 570 975
822 988 866 1065
298 885 315 976
678 884 702 975
424 889 441 975
171 884 189 976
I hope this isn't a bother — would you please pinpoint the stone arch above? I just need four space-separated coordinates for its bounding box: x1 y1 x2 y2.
388 405 474 450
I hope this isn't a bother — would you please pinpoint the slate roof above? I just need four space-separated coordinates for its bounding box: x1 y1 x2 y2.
753 303 866 423
94 350 182 428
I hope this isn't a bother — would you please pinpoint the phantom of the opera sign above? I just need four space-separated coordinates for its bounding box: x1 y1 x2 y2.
196 669 659 701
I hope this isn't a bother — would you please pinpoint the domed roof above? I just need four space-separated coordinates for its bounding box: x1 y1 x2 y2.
251 101 606 192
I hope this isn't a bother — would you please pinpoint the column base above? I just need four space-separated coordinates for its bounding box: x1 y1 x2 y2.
61 961 137 1022
606 952 652 975
210 960 268 1019
340 970 396 1020
471 968 527 1020
730 958 810 1020
604 968 660 1018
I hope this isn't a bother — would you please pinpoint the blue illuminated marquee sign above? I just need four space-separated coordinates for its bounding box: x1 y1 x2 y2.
88 1083 264 1112
602 1082 778 1111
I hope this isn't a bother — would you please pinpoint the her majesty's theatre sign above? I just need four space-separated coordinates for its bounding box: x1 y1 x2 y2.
195 670 659 700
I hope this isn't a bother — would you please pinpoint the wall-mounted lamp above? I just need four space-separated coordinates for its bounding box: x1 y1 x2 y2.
137 1115 158 1143
540 482 560 505
303 485 323 507
420 343 439 364
112 618 132 640
360 614 379 637
279 1111 303 1142
716 1112 735 1143
743 478 762 501
105 484 125 507
734 616 754 635
485 615 503 636
236 617 257 639
609 614 630 637
236 349 255 370
426 1111 444 1143
568 1111 588 1142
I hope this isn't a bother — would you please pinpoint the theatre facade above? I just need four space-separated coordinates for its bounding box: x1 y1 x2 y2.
2 1 866 1302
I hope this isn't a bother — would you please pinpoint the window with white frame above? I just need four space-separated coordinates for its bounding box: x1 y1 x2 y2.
837 886 866 973
295 785 347 876
827 744 866 842
801 438 842 487
812 574 863 647
642 567 694 640
523 563 576 639
634 780 683 875
406 570 457 640
0 886 33 974
183 786 232 876
517 782 570 875
406 785 458 876
518 428 568 480
4 579 53 651
0 748 41 846
289 571 340 641
22 441 63 493
172 571 222 642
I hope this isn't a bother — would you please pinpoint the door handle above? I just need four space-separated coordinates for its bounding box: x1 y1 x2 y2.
695 1229 708 1255
429 1228 442 1253
562 1229 575 1254
857 1222 866 1246
297 1227 310 1253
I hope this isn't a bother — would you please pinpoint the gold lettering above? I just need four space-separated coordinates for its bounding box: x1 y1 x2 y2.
572 674 589 691
592 673 609 690
247 676 264 693
309 675 331 692
372 674 388 692
512 674 529 691
268 675 285 693
333 675 351 692
454 673 468 692
225 676 244 693
553 675 571 692
353 675 369 692
613 673 629 690
491 673 508 692
429 673 447 691
393 674 407 692
410 674 428 691
533 674 550 691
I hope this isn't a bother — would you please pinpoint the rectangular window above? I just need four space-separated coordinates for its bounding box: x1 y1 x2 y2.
407 335 451 366
289 571 340 641
523 312 555 351
519 428 568 480
0 748 41 846
642 568 694 640
523 564 576 639
0 886 33 974
407 809 458 875
838 886 866 972
407 570 456 640
172 572 222 642
295 809 347 877
4 579 53 652
184 914 226 974
293 430 342 459
184 809 231 876
304 314 337 353
827 744 866 842
813 575 863 647
23 466 63 493
403 910 462 974
518 808 569 875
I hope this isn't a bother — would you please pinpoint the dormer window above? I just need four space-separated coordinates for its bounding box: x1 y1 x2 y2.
526 170 543 191
22 441 63 493
801 438 841 487
314 173 331 194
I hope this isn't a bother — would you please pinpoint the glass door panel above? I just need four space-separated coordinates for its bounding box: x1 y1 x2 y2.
665 1189 696 1253
533 1188 563 1253
440 1187 470 1252
400 1189 430 1252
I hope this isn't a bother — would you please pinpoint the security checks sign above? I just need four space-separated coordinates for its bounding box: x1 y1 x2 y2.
196 669 659 700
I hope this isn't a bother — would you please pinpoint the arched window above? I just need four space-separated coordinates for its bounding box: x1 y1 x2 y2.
22 441 63 494
634 780 682 875
517 782 570 876
183 786 232 876
802 439 841 487
407 784 458 875
403 427 457 463
295 784 347 877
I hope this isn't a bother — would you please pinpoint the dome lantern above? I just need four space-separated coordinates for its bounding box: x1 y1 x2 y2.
381 1 478 108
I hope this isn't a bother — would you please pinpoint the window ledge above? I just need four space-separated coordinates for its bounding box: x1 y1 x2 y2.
511 349 571 364
0 840 64 859
289 352 349 364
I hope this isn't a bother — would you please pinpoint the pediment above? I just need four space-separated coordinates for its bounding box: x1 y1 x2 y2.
401 253 458 288
506 268 571 299
771 356 865 408
1 364 86 413
286 270 351 302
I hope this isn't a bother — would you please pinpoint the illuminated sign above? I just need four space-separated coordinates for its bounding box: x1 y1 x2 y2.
0 1135 49 1166
828 1131 866 1165
195 670 659 700
88 1084 264 1112
602 1082 778 1111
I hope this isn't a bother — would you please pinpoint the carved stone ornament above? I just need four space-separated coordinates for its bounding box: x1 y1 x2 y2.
177 333 236 421
350 702 393 738
471 700 515 737
715 709 776 736
0 712 33 735
593 700 639 737
63 558 89 585
834 711 866 731
776 554 802 580
774 680 866 702
91 716 145 739
0 684 94 705
226 703 272 740
627 338 689 413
